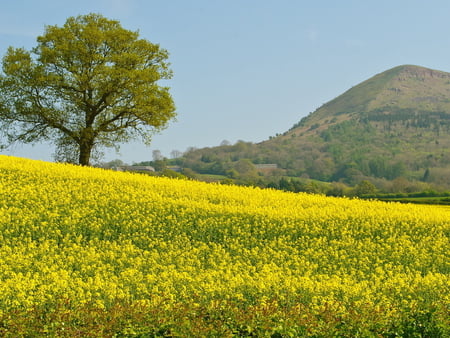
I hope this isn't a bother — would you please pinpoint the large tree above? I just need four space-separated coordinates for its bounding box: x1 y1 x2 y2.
0 13 176 165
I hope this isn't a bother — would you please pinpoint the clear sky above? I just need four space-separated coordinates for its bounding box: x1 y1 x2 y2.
2 0 450 163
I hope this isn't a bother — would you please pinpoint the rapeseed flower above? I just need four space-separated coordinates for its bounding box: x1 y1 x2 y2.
0 155 448 336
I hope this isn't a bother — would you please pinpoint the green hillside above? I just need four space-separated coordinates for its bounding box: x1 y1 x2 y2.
171 65 450 192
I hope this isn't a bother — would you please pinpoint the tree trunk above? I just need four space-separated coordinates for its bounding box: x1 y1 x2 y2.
78 126 96 166
79 140 93 166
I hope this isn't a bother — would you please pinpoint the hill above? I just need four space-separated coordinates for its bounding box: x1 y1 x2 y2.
178 65 450 191
1 155 449 335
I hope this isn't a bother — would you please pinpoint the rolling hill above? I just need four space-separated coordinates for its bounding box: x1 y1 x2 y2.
177 65 450 190
2 155 450 335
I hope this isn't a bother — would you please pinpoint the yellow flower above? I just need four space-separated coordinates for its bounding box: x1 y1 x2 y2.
0 155 449 333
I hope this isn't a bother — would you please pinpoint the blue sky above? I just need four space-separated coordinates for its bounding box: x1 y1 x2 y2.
2 0 450 163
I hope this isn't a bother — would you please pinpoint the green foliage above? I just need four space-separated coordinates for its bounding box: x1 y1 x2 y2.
0 13 176 165
160 169 186 179
150 159 167 172
180 65 450 191
353 180 377 197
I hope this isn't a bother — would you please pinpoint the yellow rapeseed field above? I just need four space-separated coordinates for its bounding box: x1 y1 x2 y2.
0 155 449 336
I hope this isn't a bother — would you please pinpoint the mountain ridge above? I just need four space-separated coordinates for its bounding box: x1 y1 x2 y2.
286 64 450 134
172 64 450 191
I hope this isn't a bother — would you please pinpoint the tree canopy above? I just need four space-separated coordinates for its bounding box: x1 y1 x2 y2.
0 13 176 165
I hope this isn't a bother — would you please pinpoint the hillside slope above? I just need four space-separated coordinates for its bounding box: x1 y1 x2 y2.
181 65 450 187
0 155 449 335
